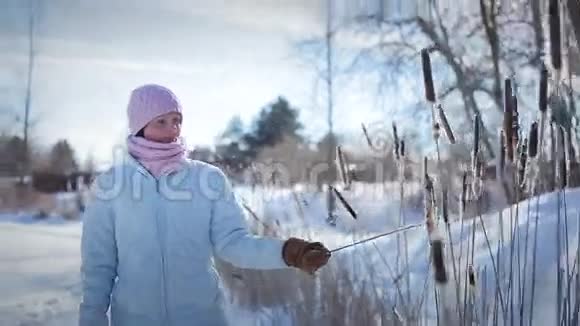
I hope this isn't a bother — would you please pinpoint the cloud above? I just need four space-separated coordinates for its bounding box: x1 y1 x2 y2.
68 0 325 36
0 50 220 76
209 1 324 37
0 0 367 163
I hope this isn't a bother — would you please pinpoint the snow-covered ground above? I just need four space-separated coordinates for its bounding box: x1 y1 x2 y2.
1 184 579 325
0 212 288 326
0 215 81 326
234 184 580 324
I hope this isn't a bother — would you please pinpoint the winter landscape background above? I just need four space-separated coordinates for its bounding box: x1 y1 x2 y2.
1 0 580 325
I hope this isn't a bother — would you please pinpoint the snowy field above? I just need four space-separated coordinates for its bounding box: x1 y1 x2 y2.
0 217 81 326
1 183 579 325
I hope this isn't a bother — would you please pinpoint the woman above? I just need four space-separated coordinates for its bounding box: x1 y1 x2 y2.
79 84 331 326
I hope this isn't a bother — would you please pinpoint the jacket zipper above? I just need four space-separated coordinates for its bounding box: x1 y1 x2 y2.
154 178 170 324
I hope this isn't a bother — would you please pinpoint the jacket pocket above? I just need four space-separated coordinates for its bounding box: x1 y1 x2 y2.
114 258 162 316
168 257 220 309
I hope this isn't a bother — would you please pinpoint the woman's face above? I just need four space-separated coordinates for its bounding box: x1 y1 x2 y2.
143 112 182 143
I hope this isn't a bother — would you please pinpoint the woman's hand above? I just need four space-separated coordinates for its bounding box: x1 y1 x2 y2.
282 238 331 274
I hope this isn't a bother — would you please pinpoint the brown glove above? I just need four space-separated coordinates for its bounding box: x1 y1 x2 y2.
282 237 331 274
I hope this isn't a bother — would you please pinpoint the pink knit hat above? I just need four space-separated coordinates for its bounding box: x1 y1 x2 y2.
126 84 183 135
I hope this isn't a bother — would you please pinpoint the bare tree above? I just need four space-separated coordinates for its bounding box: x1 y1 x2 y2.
568 0 580 51
564 0 579 133
294 0 341 221
20 0 37 184
319 0 580 161
316 1 501 159
324 0 338 222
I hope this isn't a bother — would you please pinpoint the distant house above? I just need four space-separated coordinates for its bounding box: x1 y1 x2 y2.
31 171 93 193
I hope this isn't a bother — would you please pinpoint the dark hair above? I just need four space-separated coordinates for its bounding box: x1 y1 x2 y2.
135 128 145 138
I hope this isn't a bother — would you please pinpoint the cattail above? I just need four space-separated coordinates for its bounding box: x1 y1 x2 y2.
518 140 528 188
504 78 515 162
396 139 405 185
549 0 562 70
472 159 484 198
337 147 346 188
498 129 506 180
539 66 549 113
468 265 476 287
343 151 352 188
392 123 400 160
331 186 357 219
335 146 350 188
473 160 483 196
442 188 449 224
550 122 558 189
551 121 557 161
399 139 406 182
512 94 520 160
557 126 568 188
345 158 353 188
473 114 480 158
472 114 481 188
421 48 436 102
425 185 434 234
437 104 456 144
504 78 513 110
524 124 539 193
423 156 429 182
537 67 549 166
423 157 435 234
461 171 468 215
361 123 374 149
528 122 539 159
431 239 448 284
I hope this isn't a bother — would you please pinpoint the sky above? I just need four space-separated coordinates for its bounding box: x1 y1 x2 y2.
2 1 578 170
0 0 394 167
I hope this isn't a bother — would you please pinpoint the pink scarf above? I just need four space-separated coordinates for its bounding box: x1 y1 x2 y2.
127 135 188 178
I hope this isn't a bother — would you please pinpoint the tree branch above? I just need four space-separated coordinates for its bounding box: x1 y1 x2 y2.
417 17 496 158
479 0 503 111
568 0 580 53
